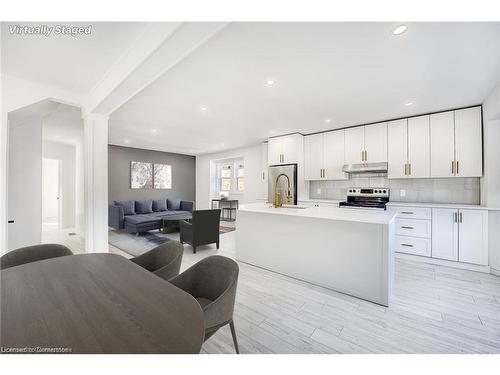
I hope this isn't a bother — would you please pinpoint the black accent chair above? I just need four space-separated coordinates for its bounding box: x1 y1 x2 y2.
129 242 184 281
0 243 73 270
180 209 221 254
168 255 240 353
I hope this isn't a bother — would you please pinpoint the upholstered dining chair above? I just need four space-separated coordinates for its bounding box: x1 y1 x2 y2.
0 243 73 270
168 255 240 353
179 209 221 254
130 242 184 281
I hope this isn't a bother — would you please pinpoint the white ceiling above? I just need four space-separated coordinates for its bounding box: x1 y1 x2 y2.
109 22 500 155
1 22 150 93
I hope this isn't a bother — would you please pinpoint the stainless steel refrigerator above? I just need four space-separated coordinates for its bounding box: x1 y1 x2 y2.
268 163 298 205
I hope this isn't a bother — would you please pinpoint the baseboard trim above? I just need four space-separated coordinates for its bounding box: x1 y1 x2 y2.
490 268 500 277
396 252 491 274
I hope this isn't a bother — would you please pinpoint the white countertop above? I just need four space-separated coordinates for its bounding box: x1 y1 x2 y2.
239 203 396 224
386 201 500 211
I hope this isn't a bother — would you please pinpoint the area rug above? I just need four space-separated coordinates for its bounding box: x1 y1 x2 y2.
219 225 236 234
108 230 171 257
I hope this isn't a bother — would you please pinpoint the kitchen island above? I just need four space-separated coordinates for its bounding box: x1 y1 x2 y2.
235 203 396 306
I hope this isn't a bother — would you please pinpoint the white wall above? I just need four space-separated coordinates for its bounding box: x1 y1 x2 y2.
196 144 264 209
482 81 500 274
43 141 77 229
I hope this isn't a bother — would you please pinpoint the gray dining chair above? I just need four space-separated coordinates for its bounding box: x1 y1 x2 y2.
168 255 240 353
180 209 221 253
0 243 73 270
130 242 184 281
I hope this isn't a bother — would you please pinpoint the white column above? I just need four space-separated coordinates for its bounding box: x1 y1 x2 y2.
83 113 109 253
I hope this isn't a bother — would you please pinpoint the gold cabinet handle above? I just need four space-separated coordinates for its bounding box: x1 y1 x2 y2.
454 212 457 222
459 212 463 223
365 150 368 162
404 164 407 175
401 244 414 247
451 161 455 175
361 150 364 162
400 211 414 215
401 226 414 229
456 161 459 175
408 163 411 175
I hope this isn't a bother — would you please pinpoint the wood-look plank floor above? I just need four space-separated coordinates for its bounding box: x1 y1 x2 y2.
52 226 500 353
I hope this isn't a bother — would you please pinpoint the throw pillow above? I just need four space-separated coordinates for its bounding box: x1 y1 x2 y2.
167 198 181 211
114 200 135 215
153 199 167 212
136 199 153 214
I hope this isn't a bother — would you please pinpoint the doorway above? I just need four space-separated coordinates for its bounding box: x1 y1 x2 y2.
42 158 62 232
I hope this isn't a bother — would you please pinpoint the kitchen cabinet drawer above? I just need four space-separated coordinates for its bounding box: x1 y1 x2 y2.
396 236 431 257
395 218 431 238
394 207 431 220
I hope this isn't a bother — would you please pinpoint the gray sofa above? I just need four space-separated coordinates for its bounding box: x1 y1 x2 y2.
109 198 194 234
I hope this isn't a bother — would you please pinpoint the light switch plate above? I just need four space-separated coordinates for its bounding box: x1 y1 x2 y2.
400 189 406 197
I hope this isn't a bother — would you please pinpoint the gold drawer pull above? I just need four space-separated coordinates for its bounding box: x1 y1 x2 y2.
401 243 414 247
401 226 414 229
400 211 414 215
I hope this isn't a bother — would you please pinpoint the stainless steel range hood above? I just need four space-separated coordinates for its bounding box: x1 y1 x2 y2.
342 162 388 174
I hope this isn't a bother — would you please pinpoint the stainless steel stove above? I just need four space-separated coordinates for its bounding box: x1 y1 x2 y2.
339 188 390 210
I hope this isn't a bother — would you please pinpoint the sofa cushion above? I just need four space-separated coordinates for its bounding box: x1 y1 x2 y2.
124 214 161 225
136 199 153 214
114 200 135 215
167 198 181 210
153 199 167 212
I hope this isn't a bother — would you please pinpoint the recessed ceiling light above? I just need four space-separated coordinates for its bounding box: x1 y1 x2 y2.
151 129 158 134
123 139 131 144
325 119 332 124
404 101 413 107
200 106 208 111
393 25 408 35
54 135 62 139
266 79 276 86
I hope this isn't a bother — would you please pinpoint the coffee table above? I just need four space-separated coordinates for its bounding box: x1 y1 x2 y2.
162 212 192 234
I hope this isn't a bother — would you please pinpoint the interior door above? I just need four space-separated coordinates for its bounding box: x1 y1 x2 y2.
344 126 365 164
430 111 455 177
387 119 407 179
304 133 324 180
431 208 458 261
454 107 482 177
8 120 43 250
407 115 430 178
458 209 488 265
364 122 387 163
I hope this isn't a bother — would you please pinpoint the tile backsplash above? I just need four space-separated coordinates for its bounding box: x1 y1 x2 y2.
309 174 480 204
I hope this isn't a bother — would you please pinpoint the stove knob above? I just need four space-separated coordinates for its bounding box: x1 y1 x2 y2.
383 190 387 193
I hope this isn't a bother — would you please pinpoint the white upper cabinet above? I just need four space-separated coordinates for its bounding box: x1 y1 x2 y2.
430 111 456 177
304 133 324 180
344 126 365 164
364 122 387 163
345 123 387 164
304 130 347 181
387 119 408 178
388 116 429 179
268 134 303 165
407 115 430 178
454 107 482 177
324 130 347 180
430 107 482 178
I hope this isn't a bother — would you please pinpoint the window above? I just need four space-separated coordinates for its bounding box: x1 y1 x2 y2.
237 164 245 191
219 164 232 192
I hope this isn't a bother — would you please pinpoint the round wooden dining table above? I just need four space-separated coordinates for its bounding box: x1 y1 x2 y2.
1 253 205 354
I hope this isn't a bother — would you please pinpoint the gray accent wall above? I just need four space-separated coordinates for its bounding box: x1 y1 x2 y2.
108 145 195 203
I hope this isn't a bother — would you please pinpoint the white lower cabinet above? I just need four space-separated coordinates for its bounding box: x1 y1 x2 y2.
431 208 458 261
431 208 488 265
394 205 489 266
